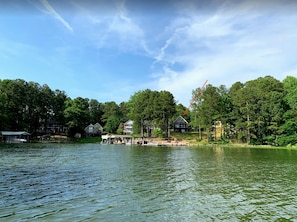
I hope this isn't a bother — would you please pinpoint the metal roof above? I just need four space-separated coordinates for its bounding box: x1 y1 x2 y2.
173 116 189 124
0 131 30 136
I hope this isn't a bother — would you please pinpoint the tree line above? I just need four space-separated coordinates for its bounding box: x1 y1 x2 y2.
190 75 297 146
0 79 184 138
0 76 296 146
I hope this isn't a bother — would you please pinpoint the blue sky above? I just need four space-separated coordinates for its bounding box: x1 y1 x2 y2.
1 0 297 106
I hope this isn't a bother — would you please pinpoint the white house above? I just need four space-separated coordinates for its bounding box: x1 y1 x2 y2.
123 120 134 134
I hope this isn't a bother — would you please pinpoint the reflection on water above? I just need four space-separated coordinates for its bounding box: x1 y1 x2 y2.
1 144 297 221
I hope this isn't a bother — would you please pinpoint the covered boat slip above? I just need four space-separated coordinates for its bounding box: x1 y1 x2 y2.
101 134 188 146
102 134 156 145
0 131 30 143
101 135 154 145
101 134 133 145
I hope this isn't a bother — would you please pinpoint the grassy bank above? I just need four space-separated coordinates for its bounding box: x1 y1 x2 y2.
170 132 297 149
170 132 200 140
71 137 102 143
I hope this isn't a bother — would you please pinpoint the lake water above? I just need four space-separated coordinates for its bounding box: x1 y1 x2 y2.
1 143 297 221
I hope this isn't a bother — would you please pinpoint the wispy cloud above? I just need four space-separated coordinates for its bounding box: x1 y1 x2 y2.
107 0 149 53
22 0 297 105
39 0 73 32
149 0 297 104
71 0 151 54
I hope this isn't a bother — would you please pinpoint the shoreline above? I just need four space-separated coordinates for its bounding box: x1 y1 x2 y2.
1 137 296 150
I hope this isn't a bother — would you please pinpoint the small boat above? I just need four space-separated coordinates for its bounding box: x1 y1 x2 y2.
11 138 27 143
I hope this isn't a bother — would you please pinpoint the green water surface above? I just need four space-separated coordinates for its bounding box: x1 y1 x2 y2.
1 144 297 221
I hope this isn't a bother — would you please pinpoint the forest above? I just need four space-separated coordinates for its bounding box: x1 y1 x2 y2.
0 75 296 146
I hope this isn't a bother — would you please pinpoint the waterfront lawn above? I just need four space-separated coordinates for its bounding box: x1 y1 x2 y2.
72 137 102 143
171 132 200 140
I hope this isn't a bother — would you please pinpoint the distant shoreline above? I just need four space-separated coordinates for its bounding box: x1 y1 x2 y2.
1 137 295 150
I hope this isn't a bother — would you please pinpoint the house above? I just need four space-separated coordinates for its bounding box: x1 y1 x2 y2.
173 116 189 133
85 123 103 136
123 120 134 134
0 131 30 143
37 119 68 134
123 120 155 136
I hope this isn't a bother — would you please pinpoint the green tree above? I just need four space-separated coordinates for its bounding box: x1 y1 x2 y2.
154 90 176 137
101 101 121 133
37 84 55 133
127 89 176 137
119 102 129 123
0 80 9 130
101 102 120 124
278 76 297 145
64 97 90 136
0 79 29 130
283 76 297 110
215 85 233 141
127 89 154 135
89 99 104 125
231 76 284 144
105 115 122 133
52 90 68 128
0 79 66 133
189 87 204 139
199 84 220 141
228 81 244 142
174 103 188 119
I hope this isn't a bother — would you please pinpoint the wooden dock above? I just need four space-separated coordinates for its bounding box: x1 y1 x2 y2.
101 134 189 146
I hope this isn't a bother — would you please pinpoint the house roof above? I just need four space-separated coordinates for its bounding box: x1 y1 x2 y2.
173 116 189 124
0 131 30 136
85 123 103 133
94 123 103 130
124 120 134 125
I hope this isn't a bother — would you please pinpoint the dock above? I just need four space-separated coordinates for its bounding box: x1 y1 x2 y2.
101 134 133 145
101 134 189 146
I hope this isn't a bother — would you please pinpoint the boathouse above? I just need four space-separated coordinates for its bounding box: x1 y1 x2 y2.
101 134 133 145
0 131 30 143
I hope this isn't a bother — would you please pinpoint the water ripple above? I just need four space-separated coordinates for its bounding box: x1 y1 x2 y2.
1 144 297 221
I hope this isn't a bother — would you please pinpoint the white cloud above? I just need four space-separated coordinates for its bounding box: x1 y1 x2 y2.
109 3 142 38
149 0 297 105
71 0 152 55
106 0 151 54
25 0 297 105
39 0 73 32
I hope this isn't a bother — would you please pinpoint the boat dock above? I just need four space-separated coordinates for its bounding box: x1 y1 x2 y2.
101 134 189 146
101 134 133 145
